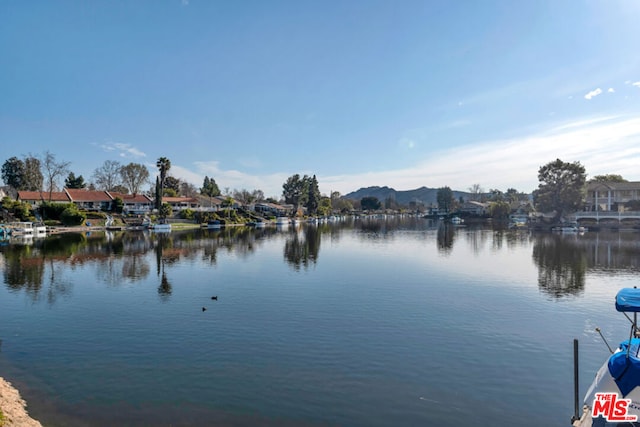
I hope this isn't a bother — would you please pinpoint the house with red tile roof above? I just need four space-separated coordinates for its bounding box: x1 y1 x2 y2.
163 196 200 211
108 192 153 214
64 188 113 211
17 190 72 206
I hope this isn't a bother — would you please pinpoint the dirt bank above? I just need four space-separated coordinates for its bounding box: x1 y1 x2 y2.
0 377 42 427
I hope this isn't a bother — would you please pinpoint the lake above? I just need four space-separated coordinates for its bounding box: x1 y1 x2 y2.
1 216 639 426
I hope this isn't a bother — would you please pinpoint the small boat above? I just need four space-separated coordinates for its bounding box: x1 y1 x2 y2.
207 220 223 229
33 223 47 234
553 222 587 233
149 223 172 232
449 216 463 225
275 217 290 226
573 288 640 426
7 222 34 235
0 225 11 237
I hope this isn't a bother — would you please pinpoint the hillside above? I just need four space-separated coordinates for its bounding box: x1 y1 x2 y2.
343 186 470 206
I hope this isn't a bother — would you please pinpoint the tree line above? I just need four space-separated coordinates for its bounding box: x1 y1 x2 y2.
1 152 621 222
0 152 346 216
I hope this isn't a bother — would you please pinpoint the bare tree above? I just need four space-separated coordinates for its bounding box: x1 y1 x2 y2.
180 181 197 197
42 151 71 201
468 183 484 202
93 160 122 191
120 163 150 195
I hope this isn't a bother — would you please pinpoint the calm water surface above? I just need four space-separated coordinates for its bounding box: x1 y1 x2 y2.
1 217 639 426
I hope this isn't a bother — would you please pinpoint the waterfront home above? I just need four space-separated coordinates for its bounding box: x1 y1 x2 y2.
163 196 200 211
109 192 153 214
586 181 640 212
458 201 488 216
17 190 72 206
64 188 113 211
254 202 294 217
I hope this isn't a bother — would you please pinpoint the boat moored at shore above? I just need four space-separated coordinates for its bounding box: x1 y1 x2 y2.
573 288 640 426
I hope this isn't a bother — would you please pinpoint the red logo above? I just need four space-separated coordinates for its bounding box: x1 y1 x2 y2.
592 392 638 422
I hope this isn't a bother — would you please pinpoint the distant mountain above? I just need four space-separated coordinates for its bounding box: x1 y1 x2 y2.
343 186 469 206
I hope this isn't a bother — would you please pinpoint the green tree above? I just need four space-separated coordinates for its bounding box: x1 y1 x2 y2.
159 202 172 219
282 174 309 211
155 176 162 210
488 201 511 219
201 176 221 207
113 197 124 214
163 176 180 194
533 158 587 220
589 174 627 183
318 196 332 216
120 163 149 195
1 157 25 189
60 206 86 226
64 172 86 189
361 196 381 211
156 157 171 187
306 175 321 215
437 186 454 212
23 155 43 191
92 160 122 191
488 189 504 202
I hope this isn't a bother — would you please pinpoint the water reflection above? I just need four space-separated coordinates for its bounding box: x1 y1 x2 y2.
4 223 640 303
0 228 278 303
532 234 587 298
437 223 455 254
284 226 321 270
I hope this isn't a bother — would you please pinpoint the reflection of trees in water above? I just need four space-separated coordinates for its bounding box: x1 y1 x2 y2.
490 229 533 252
532 234 586 298
284 226 321 270
464 228 490 254
154 234 172 300
437 224 455 254
3 245 45 297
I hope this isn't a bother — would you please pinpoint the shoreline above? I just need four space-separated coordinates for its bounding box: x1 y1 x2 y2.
0 377 42 427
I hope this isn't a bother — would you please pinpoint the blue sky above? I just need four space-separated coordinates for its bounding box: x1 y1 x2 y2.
1 0 640 198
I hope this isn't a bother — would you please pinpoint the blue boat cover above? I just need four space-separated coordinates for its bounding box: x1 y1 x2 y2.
609 339 640 396
615 288 640 312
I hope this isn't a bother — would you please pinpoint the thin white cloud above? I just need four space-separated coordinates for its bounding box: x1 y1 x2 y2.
608 88 615 93
94 142 146 158
171 162 290 199
584 88 602 100
320 115 640 195
163 116 640 199
633 82 640 88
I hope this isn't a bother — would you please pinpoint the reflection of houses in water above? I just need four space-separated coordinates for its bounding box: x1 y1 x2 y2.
583 232 640 270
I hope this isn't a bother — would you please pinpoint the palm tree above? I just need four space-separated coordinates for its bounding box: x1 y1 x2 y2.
156 157 171 188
